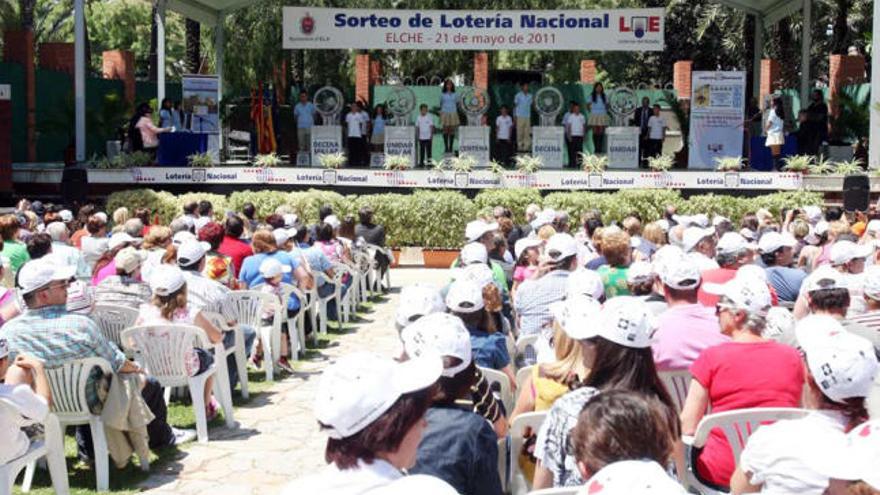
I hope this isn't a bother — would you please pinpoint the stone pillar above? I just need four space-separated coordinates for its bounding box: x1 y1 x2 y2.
3 30 36 162
828 54 867 116
579 60 597 84
760 59 780 108
355 53 370 105
38 43 75 74
102 50 136 104
673 61 693 99
474 52 489 90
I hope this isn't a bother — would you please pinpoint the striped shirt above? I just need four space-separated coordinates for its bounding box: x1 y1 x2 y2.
847 310 880 334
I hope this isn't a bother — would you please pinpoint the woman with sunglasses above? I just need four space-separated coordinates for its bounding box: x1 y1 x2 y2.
681 273 804 490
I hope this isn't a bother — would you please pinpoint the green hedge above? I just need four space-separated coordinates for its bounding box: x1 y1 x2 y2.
106 188 824 249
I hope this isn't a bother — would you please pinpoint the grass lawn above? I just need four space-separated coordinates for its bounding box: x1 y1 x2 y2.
12 294 387 494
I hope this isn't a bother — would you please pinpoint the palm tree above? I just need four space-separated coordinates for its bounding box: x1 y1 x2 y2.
185 18 200 73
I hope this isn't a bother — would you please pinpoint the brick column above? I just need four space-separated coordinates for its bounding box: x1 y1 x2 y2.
38 43 75 74
369 60 382 86
673 61 693 99
760 59 780 108
355 53 370 105
102 50 136 104
3 30 36 162
579 60 597 83
474 52 489 90
829 54 867 117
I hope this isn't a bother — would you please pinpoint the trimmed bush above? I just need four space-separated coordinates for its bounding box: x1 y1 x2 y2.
473 189 543 224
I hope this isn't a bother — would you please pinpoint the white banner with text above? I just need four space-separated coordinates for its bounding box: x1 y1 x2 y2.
688 71 746 170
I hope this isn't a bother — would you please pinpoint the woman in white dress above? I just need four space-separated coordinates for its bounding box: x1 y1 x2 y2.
765 98 786 170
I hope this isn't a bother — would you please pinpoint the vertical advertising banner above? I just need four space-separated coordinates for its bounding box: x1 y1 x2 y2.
688 71 746 169
182 75 220 133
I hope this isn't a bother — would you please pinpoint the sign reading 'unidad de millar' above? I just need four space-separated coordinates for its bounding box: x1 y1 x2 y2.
283 7 664 51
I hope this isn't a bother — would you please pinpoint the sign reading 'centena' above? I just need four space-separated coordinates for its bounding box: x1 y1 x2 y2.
282 7 664 51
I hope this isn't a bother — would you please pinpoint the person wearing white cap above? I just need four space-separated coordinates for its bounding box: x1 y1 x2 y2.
176 239 230 314
401 313 504 494
511 236 542 295
571 392 688 495
515 233 580 342
238 230 311 295
464 219 499 247
653 257 728 371
0 337 53 465
814 420 880 494
681 274 805 488
394 284 446 331
533 297 678 489
94 246 151 309
758 230 807 303
90 231 140 286
731 315 879 495
281 352 452 495
682 226 720 271
697 231 755 307
624 261 667 316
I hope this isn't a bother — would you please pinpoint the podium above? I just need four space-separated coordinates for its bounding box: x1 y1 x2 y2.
532 127 565 169
606 127 640 169
310 126 343 167
384 126 416 167
459 126 490 167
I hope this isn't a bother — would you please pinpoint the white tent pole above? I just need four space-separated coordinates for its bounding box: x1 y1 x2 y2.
156 0 166 106
74 0 85 161
215 12 225 153
870 0 880 169
753 15 763 103
800 0 811 107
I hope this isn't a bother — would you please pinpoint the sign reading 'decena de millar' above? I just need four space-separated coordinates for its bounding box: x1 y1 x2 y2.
283 7 664 51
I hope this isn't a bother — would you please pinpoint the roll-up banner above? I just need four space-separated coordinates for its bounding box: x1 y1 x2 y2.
283 7 664 51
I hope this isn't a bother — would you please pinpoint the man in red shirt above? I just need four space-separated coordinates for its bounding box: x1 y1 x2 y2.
217 216 253 275
698 232 754 307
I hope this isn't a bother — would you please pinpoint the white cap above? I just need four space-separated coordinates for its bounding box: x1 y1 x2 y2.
460 242 488 265
108 232 137 251
549 295 603 340
704 274 772 315
692 214 710 228
314 352 441 439
17 259 76 295
763 306 795 341
846 421 880 489
566 268 605 300
324 215 341 230
381 475 460 495
148 265 186 296
445 279 484 313
712 215 731 227
396 284 447 328
802 265 849 293
796 315 879 403
580 460 688 495
172 230 196 246
661 257 701 290
626 261 654 284
682 226 715 253
757 231 797 254
65 280 94 315
867 220 880 235
672 214 694 227
283 213 298 228
58 209 73 223
830 240 873 265
456 263 494 289
273 228 291 247
94 212 108 224
464 219 498 242
815 220 830 236
401 313 472 377
193 216 211 232
804 205 824 224
656 219 670 232
652 245 685 278
514 237 542 260
717 232 752 255
259 257 291 279
176 240 211 267
589 296 655 348
530 210 556 230
114 246 143 274
737 264 768 283
0 337 7 359
546 233 578 260
739 228 756 241
863 266 880 300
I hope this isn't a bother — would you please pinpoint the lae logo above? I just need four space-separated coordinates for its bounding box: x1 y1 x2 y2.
301 13 315 35
619 16 660 38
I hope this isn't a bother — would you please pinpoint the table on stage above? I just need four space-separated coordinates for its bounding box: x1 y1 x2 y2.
157 133 209 166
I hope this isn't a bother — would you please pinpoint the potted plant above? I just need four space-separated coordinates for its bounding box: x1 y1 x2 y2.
253 152 283 168
514 154 543 174
188 152 214 167
714 156 743 172
487 160 506 177
580 153 608 173
781 155 815 174
450 155 478 173
317 152 346 169
834 158 866 176
647 154 675 172
384 154 412 170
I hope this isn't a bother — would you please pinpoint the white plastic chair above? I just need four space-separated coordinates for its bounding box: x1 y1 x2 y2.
278 282 310 359
528 488 580 495
91 304 139 349
515 334 538 366
365 243 392 293
509 411 547 495
121 324 235 443
311 272 339 336
201 310 250 399
479 367 514 416
497 436 507 494
44 357 146 491
0 399 68 495
659 369 692 413
682 407 809 494
515 365 534 393
223 291 283 381
354 251 373 304
332 263 357 324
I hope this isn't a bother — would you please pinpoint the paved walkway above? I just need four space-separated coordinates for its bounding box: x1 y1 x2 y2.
140 268 449 495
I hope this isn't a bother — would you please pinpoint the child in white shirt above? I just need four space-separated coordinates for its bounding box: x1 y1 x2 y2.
495 105 514 166
415 104 434 167
258 258 294 372
646 104 666 158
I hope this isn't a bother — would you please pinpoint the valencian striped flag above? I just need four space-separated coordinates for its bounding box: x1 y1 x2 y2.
250 84 277 154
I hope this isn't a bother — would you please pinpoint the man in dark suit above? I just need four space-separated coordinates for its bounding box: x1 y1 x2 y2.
631 97 652 168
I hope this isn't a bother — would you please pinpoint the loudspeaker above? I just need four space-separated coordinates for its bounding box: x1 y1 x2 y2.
843 174 870 212
61 167 88 206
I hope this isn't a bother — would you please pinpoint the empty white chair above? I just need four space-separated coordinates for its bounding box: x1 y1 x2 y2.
224 291 283 381
201 310 250 400
515 365 534 393
91 304 139 349
0 399 68 495
44 357 145 491
659 369 692 413
682 407 809 495
479 367 514 417
332 263 357 325
509 411 547 495
121 324 235 443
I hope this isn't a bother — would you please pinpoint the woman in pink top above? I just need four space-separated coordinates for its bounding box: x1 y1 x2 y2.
132 103 171 152
680 275 804 489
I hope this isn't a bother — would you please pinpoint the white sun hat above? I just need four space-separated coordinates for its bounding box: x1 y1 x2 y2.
549 295 603 340
626 261 655 284
682 226 715 253
703 273 772 315
17 259 76 296
460 242 488 265
757 231 797 254
514 237 543 260
176 239 211 267
579 460 688 495
259 257 291 279
830 240 873 265
395 284 446 328
400 313 472 377
660 256 701 290
445 279 484 314
464 219 498 242
566 268 605 300
545 233 578 261
314 352 441 439
148 265 186 296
